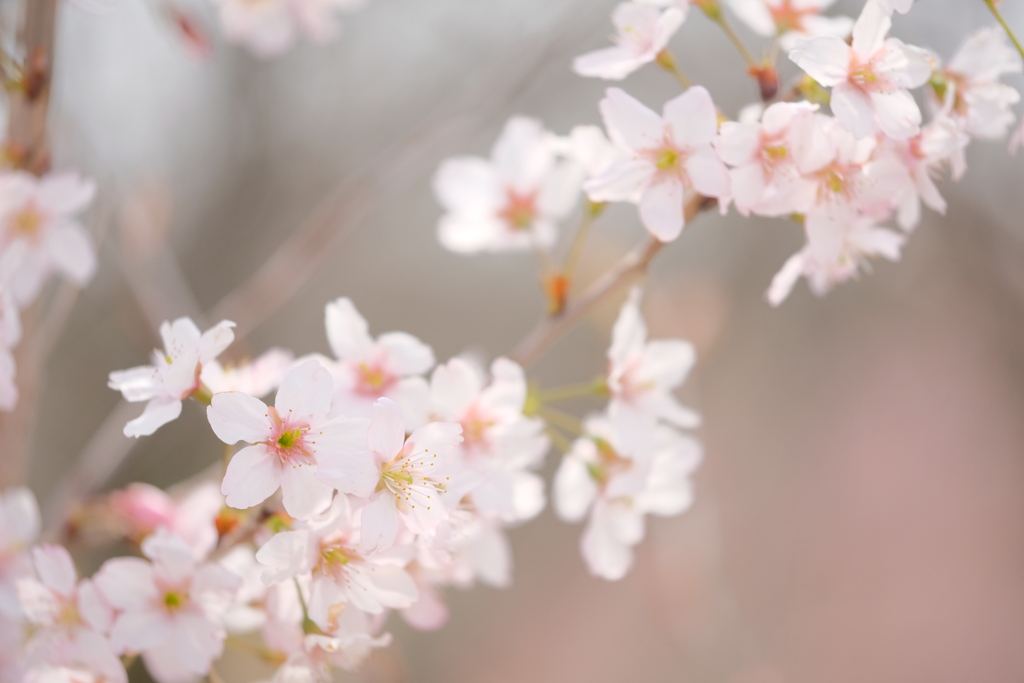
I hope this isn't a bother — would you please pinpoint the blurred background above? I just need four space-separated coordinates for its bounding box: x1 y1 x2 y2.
12 0 1024 680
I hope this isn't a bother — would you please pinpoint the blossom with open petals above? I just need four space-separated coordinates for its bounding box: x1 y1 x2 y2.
108 318 235 437
728 0 852 51
108 481 224 559
573 2 687 80
584 87 730 242
200 347 294 398
789 0 932 139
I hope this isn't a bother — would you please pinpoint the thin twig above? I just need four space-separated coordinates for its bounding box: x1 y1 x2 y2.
985 0 1024 63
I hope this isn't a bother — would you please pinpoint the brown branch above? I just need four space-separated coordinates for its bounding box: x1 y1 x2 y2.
510 194 715 367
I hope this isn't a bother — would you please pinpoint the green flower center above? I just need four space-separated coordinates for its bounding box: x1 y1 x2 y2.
277 429 302 449
655 149 680 170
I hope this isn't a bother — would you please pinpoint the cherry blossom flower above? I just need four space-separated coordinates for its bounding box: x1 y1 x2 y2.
108 482 223 559
0 487 40 622
606 287 700 435
93 530 240 683
0 171 96 307
554 415 702 580
208 359 365 520
201 347 294 398
271 609 390 681
767 207 904 305
433 117 582 254
316 397 464 552
572 2 687 80
108 317 235 437
0 288 21 411
727 0 853 51
789 0 933 139
426 357 548 523
930 26 1022 140
213 0 367 58
584 86 730 242
15 546 124 683
317 297 434 425
714 101 818 216
254 496 418 627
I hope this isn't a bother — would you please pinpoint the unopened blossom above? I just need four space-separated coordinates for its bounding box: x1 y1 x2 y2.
606 287 700 435
209 359 365 520
316 397 464 552
931 26 1022 140
255 496 418 627
727 0 852 51
789 0 933 139
0 171 96 306
584 86 730 242
93 530 240 683
714 101 818 216
0 288 21 411
317 297 434 425
0 487 40 621
16 546 124 683
213 0 367 58
433 117 582 254
426 357 548 523
572 2 687 80
768 207 904 305
108 481 223 559
108 317 235 437
201 347 294 398
554 415 702 580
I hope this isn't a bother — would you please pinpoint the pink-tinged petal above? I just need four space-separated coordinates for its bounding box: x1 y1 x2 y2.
401 582 449 631
767 251 806 306
207 391 270 444
123 397 182 438
46 224 95 285
491 117 551 191
851 0 890 58
664 86 718 148
608 286 646 368
324 297 374 361
359 491 400 552
316 451 378 498
728 0 775 36
553 448 598 522
830 82 877 139
360 565 418 610
429 358 483 419
368 397 405 459
17 578 61 625
167 611 224 673
437 214 508 254
637 339 696 390
465 524 511 588
311 415 369 456
38 172 96 215
255 530 315 585
788 36 850 86
432 157 504 213
580 503 636 581
639 175 685 242
573 46 646 81
684 145 731 198
599 88 664 151
72 627 127 683
197 320 235 365
2 486 40 544
31 545 77 597
583 158 656 202
275 359 334 417
635 390 701 429
916 171 946 215
279 465 333 520
3 239 46 306
141 530 195 586
108 365 159 402
160 318 202 356
729 163 768 215
110 608 173 653
377 332 434 376
869 89 921 140
713 121 761 166
221 444 282 510
77 579 114 633
93 557 157 610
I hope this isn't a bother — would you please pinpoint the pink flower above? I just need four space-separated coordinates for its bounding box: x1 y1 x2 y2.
727 0 852 51
208 359 365 520
108 482 224 560
584 86 730 242
108 317 236 437
16 546 124 683
789 0 933 139
316 397 464 552
572 2 687 80
433 117 582 254
200 347 294 398
0 487 40 621
93 530 240 683
271 611 390 680
606 288 700 435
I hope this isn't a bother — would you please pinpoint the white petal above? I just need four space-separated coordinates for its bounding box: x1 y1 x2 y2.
198 320 235 364
851 0 890 58
324 297 374 361
870 89 922 140
359 491 400 552
38 172 96 215
207 391 270 444
46 224 95 285
110 609 173 653
377 332 434 376
583 158 656 202
573 46 646 81
599 87 664 151
221 444 282 510
255 530 315 584
275 359 334 417
123 397 182 438
553 450 597 522
639 176 685 242
279 465 333 520
663 86 718 148
316 451 379 498
789 36 850 86
93 557 157 610
32 545 77 597
368 397 405 458
830 82 877 139
767 251 806 306
684 145 731 198
432 157 503 213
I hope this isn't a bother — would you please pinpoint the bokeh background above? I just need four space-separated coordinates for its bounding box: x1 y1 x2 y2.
12 0 1024 680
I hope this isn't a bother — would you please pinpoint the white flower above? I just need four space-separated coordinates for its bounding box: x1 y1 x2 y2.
584 86 730 242
554 415 701 580
0 171 96 306
213 0 367 58
108 317 235 437
572 2 687 80
933 26 1022 140
426 357 548 523
768 207 904 305
108 481 224 560
93 530 240 683
208 359 365 520
727 0 853 51
200 347 294 398
789 0 933 139
433 117 582 254
606 287 700 435
0 288 21 411
309 297 433 428
316 397 464 552
272 611 390 681
16 546 124 683
0 487 40 621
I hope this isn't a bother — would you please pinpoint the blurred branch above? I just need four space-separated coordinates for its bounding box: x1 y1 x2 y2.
511 195 715 367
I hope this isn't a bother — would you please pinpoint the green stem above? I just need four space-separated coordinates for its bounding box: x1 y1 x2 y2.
562 201 605 285
539 405 583 436
985 0 1024 63
535 377 608 404
655 49 693 89
545 425 574 454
